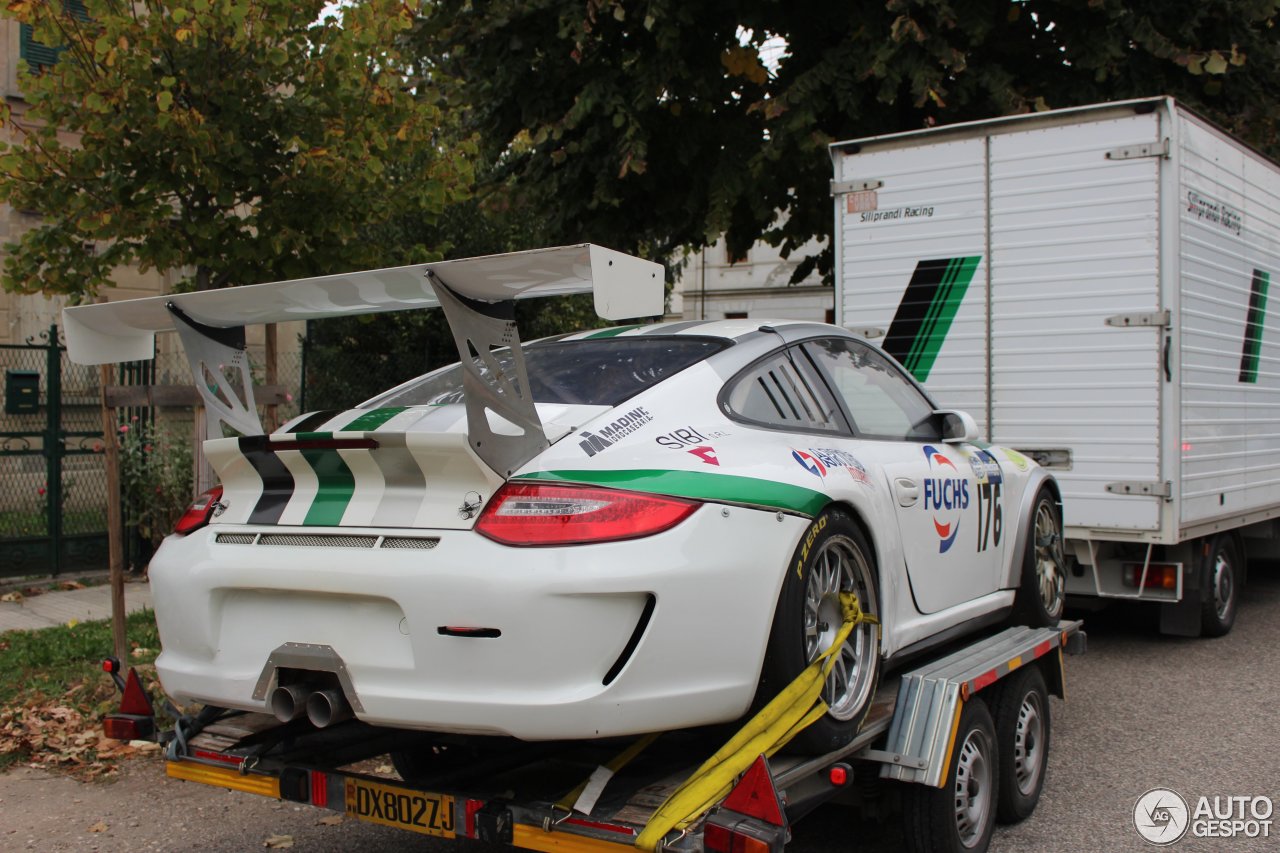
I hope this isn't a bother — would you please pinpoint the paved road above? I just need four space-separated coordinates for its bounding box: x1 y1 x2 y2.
3 565 1277 852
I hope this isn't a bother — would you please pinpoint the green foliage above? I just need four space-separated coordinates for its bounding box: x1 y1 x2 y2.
303 168 602 410
421 0 1280 283
0 0 475 298
116 418 194 547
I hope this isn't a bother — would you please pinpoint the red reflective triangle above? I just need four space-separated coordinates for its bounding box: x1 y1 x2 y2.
120 667 155 717
721 754 786 826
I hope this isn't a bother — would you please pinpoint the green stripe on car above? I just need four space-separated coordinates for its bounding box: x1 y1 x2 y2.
584 324 643 339
515 469 828 516
302 449 357 526
344 407 407 432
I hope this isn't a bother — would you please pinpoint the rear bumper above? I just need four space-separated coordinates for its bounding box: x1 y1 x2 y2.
149 505 807 740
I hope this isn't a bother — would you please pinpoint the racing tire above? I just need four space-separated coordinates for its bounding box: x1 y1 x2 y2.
758 508 880 754
1013 489 1065 628
902 698 999 853
990 667 1050 824
1199 533 1241 638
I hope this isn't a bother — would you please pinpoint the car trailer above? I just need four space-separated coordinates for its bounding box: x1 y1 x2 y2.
105 620 1083 853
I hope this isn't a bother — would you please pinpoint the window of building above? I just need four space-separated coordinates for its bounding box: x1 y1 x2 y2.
19 1 89 72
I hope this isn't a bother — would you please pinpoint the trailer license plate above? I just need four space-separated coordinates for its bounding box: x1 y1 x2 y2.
345 777 455 837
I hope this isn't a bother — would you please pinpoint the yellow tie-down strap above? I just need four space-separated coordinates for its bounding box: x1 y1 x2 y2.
634 592 878 851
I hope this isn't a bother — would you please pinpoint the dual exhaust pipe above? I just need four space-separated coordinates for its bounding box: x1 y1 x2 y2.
269 683 354 729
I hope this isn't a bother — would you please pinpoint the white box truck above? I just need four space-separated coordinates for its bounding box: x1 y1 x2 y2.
831 96 1280 636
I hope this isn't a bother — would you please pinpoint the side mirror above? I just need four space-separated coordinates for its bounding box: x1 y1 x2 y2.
937 410 980 444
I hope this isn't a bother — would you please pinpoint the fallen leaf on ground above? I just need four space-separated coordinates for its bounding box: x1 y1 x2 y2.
264 835 295 849
88 821 108 833
317 814 343 826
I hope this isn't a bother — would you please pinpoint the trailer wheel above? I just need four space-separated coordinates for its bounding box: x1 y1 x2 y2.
1014 490 1065 627
758 509 880 754
1200 533 1241 637
903 698 999 853
991 667 1050 823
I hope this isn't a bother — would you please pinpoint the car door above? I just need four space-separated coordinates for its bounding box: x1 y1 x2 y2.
802 338 1005 614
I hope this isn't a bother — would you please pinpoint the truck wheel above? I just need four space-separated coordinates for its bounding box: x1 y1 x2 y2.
1200 533 1241 637
991 667 1050 823
1014 490 1065 627
903 699 999 853
758 509 880 754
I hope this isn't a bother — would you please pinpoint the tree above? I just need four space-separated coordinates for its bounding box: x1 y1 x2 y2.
420 0 1280 283
0 0 474 298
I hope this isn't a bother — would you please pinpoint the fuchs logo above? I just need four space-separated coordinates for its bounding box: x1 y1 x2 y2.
923 445 968 553
792 448 871 487
578 407 654 457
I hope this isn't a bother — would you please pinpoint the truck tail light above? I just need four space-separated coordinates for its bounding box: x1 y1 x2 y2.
475 482 698 546
174 485 223 535
1122 562 1178 590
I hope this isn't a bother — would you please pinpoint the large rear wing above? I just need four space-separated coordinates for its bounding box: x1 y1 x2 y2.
63 244 664 476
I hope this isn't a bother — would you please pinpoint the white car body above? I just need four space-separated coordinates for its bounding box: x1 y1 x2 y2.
64 247 1057 741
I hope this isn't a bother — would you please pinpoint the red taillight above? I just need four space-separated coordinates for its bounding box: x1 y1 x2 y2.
103 715 153 740
174 485 223 535
474 482 699 546
1122 562 1178 590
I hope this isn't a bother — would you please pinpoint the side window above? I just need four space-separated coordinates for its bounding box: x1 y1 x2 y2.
804 338 940 441
722 348 845 433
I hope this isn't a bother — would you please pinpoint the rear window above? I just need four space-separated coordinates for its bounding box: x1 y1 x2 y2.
366 337 728 408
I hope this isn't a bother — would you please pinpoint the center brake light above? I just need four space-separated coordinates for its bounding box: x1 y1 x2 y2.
174 485 223 535
475 481 699 546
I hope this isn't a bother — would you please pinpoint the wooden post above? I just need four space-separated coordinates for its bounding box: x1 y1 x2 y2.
99 364 127 661
264 323 278 434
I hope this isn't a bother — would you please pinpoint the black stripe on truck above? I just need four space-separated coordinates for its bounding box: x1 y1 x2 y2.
1239 268 1271 384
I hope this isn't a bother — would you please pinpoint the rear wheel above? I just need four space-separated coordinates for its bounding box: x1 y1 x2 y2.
758 509 880 754
1014 490 1065 627
903 699 999 853
991 667 1050 824
1199 533 1241 637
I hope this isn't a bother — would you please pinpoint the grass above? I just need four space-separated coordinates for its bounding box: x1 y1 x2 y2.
0 609 165 774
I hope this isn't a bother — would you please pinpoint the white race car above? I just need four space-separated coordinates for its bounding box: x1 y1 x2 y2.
65 245 1064 755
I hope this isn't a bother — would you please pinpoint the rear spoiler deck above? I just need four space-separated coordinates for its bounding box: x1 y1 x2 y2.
64 244 664 477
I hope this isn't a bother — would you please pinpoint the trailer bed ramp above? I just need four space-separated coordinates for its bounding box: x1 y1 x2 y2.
877 621 1084 787
139 621 1083 853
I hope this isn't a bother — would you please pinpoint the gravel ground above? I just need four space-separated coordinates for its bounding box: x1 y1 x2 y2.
3 564 1277 852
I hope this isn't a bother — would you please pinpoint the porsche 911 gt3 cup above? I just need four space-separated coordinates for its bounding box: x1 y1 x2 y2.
65 245 1064 754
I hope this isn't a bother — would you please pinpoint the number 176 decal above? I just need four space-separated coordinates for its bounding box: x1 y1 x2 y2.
975 482 1002 553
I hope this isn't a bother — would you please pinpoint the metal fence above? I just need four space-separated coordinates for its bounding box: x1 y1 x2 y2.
0 327 305 579
1 325 110 578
